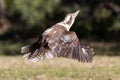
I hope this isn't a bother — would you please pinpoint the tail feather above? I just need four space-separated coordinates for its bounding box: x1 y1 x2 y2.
23 53 31 58
21 45 53 62
21 45 30 53
28 57 39 63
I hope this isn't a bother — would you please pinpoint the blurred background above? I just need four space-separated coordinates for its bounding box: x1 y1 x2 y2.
0 0 120 80
0 0 120 56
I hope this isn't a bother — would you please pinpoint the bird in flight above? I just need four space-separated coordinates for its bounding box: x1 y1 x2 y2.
21 10 94 63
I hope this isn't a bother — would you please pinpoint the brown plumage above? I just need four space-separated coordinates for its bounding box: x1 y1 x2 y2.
21 10 94 62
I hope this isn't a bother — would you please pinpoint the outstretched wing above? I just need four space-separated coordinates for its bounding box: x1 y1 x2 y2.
52 31 94 62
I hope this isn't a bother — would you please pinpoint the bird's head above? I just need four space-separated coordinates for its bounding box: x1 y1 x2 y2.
58 10 80 31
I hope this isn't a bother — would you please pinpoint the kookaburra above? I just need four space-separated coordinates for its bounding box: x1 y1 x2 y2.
21 10 94 62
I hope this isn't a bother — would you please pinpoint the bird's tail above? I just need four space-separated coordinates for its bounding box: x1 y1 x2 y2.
21 41 53 62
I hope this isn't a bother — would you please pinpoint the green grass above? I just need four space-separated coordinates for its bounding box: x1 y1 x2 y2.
0 56 120 80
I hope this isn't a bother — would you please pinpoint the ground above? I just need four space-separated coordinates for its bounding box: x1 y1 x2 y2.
0 56 120 80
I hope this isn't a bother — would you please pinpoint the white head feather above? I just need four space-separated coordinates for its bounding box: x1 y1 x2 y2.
57 10 80 31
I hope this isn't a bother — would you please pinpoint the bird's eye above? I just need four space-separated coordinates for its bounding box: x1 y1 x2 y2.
70 16 72 20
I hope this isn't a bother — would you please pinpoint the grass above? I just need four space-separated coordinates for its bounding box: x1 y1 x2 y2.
0 56 120 80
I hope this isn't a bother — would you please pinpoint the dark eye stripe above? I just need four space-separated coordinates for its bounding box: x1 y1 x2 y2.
66 16 72 25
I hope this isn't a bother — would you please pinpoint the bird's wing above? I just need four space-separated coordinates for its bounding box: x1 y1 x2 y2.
51 31 94 62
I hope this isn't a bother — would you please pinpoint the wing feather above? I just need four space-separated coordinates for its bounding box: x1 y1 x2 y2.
52 31 94 62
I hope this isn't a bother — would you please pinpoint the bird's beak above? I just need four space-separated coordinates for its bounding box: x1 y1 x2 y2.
72 10 80 18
